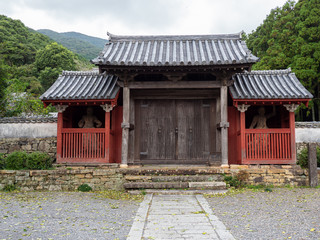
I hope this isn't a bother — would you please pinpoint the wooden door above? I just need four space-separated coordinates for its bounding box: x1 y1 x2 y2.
135 99 215 164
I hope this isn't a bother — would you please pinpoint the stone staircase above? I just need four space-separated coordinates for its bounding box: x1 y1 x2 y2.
121 167 227 194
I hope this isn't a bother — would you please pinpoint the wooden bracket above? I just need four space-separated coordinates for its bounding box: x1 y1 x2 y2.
217 121 230 129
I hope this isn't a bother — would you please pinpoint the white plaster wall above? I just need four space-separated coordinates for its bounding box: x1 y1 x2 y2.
295 128 320 143
0 123 57 138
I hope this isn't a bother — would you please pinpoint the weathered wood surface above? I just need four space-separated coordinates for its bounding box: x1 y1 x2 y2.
134 99 216 164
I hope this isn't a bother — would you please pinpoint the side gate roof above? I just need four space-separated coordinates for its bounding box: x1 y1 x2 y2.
230 69 313 105
40 71 120 105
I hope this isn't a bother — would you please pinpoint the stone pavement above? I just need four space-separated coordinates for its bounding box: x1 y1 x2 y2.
127 194 235 240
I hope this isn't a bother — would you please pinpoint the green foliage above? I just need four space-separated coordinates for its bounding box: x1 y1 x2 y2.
26 152 53 170
297 146 320 168
77 184 92 192
246 0 320 121
2 184 17 192
0 153 5 170
38 67 62 91
224 175 241 188
38 29 107 61
0 15 92 117
4 151 53 170
0 60 8 114
35 42 76 72
5 151 28 170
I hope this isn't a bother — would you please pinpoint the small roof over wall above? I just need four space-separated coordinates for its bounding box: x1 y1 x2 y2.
92 32 258 67
230 69 313 105
40 71 120 105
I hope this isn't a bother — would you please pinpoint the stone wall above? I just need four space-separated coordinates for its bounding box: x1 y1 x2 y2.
0 165 318 191
0 137 57 158
0 166 123 191
223 165 318 186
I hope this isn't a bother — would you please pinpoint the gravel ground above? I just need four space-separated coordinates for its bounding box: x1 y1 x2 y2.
0 191 140 240
206 188 320 240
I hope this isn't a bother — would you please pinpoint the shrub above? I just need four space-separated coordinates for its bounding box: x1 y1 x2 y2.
224 175 241 188
26 152 53 170
77 184 92 192
2 184 17 192
5 151 28 170
297 146 320 168
0 153 6 169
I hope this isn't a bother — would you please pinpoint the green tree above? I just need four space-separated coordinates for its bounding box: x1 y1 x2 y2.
0 60 8 116
35 42 77 90
35 42 76 71
38 67 62 91
246 0 320 121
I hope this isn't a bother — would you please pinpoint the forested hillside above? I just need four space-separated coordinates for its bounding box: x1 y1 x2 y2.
38 29 107 60
0 15 92 117
246 0 320 121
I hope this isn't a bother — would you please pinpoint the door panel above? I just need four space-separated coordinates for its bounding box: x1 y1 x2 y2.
135 99 215 163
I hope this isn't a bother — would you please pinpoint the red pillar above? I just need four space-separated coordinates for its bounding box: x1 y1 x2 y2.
56 112 63 163
289 111 296 163
105 111 111 163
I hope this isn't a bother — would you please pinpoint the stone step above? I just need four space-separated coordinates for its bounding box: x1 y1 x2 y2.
123 181 226 190
128 189 228 195
120 167 222 176
124 174 224 182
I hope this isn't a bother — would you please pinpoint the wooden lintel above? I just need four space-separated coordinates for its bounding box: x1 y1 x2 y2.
127 81 221 89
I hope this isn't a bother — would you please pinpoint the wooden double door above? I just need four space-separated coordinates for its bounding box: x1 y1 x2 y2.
135 99 216 164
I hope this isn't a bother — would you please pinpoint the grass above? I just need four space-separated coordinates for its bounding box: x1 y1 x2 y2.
96 189 144 202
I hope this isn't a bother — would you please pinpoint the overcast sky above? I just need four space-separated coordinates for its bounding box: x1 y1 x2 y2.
1 0 289 39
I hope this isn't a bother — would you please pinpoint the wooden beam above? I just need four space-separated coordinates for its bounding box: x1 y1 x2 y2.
125 81 221 89
121 86 130 167
220 85 229 166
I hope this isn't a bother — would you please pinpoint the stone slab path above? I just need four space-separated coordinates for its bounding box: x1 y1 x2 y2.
127 194 235 240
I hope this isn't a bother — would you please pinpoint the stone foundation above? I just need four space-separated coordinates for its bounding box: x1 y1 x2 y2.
0 165 319 191
0 166 123 191
224 165 318 186
0 137 57 158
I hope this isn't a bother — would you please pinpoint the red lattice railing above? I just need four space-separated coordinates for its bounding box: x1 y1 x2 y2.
245 129 291 160
61 129 106 160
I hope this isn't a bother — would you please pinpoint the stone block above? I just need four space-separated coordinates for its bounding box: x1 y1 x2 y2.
267 169 285 174
75 174 85 178
85 174 93 179
49 185 62 191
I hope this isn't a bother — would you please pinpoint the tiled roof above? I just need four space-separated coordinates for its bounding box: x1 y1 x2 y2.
40 71 120 101
92 32 259 66
230 69 313 100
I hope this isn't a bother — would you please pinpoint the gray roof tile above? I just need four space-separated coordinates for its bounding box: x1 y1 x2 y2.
40 71 120 101
230 69 313 99
92 32 259 66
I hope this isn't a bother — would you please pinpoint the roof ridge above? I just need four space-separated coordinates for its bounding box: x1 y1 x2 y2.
239 68 292 75
107 32 242 41
61 70 100 76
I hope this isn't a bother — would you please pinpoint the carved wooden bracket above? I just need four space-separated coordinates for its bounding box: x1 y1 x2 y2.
284 104 299 112
55 105 68 113
100 104 114 112
237 104 250 112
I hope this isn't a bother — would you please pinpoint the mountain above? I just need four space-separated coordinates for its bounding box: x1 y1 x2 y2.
37 29 107 61
0 15 92 117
